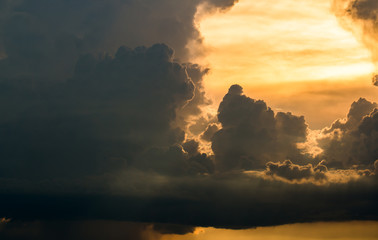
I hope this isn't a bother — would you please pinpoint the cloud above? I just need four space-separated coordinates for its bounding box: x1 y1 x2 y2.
318 98 378 169
324 97 377 132
0 219 197 240
264 160 327 183
0 80 377 230
257 159 375 184
0 0 238 82
0 0 377 229
0 171 377 229
211 85 309 171
201 124 219 142
133 144 214 176
332 0 378 83
153 223 195 235
0 44 214 179
0 0 239 179
0 220 164 240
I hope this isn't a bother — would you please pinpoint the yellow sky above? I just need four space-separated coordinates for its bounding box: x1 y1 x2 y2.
161 221 378 240
192 0 378 129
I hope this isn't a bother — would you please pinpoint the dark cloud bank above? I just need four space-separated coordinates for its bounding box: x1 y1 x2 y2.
0 0 377 239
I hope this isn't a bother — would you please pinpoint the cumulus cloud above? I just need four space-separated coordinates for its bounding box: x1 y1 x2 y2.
264 160 327 183
211 85 308 171
0 80 377 230
201 123 219 142
0 44 214 179
318 98 378 169
0 0 377 230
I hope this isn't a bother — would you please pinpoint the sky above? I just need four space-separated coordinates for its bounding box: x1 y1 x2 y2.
0 0 377 239
194 0 378 128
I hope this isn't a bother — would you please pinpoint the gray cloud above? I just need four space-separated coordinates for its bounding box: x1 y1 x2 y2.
0 0 238 82
0 220 161 240
211 85 309 171
319 98 378 169
0 0 377 231
324 98 377 133
0 171 376 230
265 160 327 182
0 219 197 240
153 223 195 235
0 81 377 230
201 123 219 142
0 44 213 179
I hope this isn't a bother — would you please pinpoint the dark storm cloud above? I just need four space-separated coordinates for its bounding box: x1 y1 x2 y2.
0 220 161 240
0 80 377 230
133 144 214 176
211 85 308 171
0 172 377 230
0 0 377 230
0 0 238 82
0 219 197 240
0 44 214 179
319 98 378 169
0 0 224 149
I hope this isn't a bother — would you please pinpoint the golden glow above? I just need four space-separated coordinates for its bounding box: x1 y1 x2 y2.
192 0 378 128
161 221 378 240
239 77 378 128
195 0 374 85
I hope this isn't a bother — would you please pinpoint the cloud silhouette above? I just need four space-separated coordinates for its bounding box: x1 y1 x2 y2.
0 83 377 230
0 0 238 82
0 0 376 232
211 85 308 171
0 44 215 179
319 98 378 169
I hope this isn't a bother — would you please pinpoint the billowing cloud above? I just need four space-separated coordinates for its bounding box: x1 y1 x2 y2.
264 160 327 183
201 123 219 142
0 0 377 232
0 44 214 179
0 0 238 82
0 81 377 230
211 85 308 171
318 98 378 169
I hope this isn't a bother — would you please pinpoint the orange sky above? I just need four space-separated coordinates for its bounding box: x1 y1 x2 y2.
161 221 378 240
192 0 378 129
